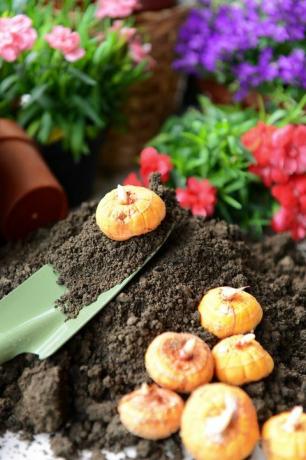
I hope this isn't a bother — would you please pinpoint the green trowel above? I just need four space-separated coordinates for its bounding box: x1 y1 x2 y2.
0 226 173 365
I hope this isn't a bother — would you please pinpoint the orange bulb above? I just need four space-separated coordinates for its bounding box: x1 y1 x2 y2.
96 185 166 241
212 333 274 385
181 383 260 460
262 406 306 460
118 383 184 440
145 332 214 393
198 286 263 338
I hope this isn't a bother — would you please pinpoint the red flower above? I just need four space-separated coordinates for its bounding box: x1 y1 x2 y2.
271 124 294 148
176 177 217 217
123 172 144 187
271 174 306 240
293 124 306 147
140 147 173 186
241 122 276 166
272 182 298 208
249 164 288 187
243 123 306 188
271 125 306 176
242 122 279 187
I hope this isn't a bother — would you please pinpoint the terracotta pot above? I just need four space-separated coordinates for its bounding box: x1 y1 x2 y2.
139 0 176 11
197 78 261 108
0 119 68 240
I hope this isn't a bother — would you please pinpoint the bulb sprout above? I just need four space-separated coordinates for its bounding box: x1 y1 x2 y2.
204 395 237 442
179 338 197 359
283 406 303 432
221 286 249 301
236 333 256 347
140 383 150 396
117 184 128 205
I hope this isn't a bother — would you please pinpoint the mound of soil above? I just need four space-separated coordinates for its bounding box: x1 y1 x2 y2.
0 178 305 460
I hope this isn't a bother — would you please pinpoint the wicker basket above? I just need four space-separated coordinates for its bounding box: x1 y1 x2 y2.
99 5 187 171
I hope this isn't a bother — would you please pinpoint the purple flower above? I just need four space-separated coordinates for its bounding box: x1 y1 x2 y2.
277 50 306 88
174 0 306 95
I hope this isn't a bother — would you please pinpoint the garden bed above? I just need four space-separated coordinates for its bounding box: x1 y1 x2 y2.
0 179 305 459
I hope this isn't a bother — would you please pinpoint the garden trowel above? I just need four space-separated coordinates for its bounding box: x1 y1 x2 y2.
0 225 174 365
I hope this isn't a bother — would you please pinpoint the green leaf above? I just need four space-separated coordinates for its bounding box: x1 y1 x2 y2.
217 201 233 223
0 74 18 94
266 109 287 125
27 119 41 138
29 84 49 104
68 67 97 86
38 112 52 143
221 194 243 210
224 180 245 194
181 132 203 146
71 119 85 160
72 95 104 127
18 104 41 127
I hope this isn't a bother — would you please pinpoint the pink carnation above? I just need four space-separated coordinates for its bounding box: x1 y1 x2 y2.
176 177 217 217
45 26 85 62
130 38 154 67
0 14 37 62
96 0 140 19
110 20 136 42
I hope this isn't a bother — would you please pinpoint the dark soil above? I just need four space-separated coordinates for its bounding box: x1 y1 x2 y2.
0 177 305 460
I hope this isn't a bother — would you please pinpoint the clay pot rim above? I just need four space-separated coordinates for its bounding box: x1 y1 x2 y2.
0 135 35 145
0 118 34 144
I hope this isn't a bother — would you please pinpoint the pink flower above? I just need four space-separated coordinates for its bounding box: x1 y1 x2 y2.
110 20 136 42
96 0 140 19
140 147 173 186
123 172 144 187
45 26 85 62
130 38 155 67
272 206 306 240
272 207 295 233
176 177 217 217
0 15 37 62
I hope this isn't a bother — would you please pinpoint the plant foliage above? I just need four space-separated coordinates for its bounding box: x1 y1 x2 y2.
149 97 274 234
0 0 148 159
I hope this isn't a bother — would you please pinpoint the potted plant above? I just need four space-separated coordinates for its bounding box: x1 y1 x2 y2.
174 0 306 104
0 0 151 205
